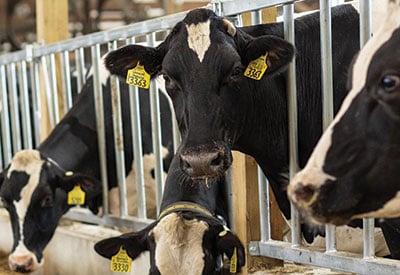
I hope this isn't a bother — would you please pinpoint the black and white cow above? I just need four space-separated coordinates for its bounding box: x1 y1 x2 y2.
102 6 359 242
95 153 245 275
0 56 173 272
288 0 400 225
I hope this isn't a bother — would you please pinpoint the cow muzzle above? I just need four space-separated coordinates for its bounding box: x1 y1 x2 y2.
8 252 42 273
179 144 231 179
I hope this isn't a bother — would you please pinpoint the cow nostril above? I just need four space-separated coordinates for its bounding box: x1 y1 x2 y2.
210 152 223 167
293 183 316 204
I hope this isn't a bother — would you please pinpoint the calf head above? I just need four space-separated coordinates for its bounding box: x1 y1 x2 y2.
104 8 294 179
288 0 400 225
95 212 245 275
0 149 102 272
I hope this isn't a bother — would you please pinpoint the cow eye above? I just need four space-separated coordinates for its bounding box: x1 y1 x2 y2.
231 66 243 77
41 195 54 208
381 75 400 93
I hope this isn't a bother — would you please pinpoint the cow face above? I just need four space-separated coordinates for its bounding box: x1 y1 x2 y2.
288 0 400 225
95 212 245 275
0 150 102 272
104 8 294 180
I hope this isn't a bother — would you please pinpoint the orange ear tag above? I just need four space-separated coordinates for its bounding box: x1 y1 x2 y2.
67 185 85 205
110 247 132 273
244 52 269 80
126 62 150 89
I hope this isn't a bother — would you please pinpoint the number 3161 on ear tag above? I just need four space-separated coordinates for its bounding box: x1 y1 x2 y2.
126 62 150 89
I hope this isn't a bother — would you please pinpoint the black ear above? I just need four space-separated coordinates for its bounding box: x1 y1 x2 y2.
95 223 156 260
105 44 165 79
216 230 246 271
242 35 295 77
57 172 102 199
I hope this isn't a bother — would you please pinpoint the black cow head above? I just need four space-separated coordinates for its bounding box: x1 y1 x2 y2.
104 8 294 180
95 212 245 275
0 149 102 272
288 1 400 225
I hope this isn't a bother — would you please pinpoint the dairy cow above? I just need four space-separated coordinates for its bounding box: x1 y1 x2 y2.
102 6 359 242
0 56 173 272
288 0 400 226
95 153 245 275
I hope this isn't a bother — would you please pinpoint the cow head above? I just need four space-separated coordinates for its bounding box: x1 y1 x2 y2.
288 0 400 225
0 149 102 272
95 211 245 275
104 8 294 180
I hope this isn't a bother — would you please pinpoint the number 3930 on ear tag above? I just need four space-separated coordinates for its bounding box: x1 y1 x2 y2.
67 185 85 205
110 247 132 273
126 62 150 89
244 52 269 80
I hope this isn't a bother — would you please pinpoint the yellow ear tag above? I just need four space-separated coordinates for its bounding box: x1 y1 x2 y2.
126 62 150 89
244 52 269 80
229 247 237 273
67 185 85 205
110 247 132 273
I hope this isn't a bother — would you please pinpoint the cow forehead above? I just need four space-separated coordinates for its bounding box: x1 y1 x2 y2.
186 20 211 63
153 213 208 275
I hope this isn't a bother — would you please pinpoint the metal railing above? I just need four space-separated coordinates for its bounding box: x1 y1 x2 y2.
1 0 399 273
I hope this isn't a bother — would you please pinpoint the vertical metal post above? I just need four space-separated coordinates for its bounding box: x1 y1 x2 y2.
126 37 147 219
91 44 109 215
360 0 375 259
148 32 164 214
7 63 22 154
60 50 73 112
108 41 128 217
284 3 301 246
48 53 60 123
17 60 33 149
320 0 336 252
31 59 41 147
0 64 12 164
40 56 56 129
75 47 86 92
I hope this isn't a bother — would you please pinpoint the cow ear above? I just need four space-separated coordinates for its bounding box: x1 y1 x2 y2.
216 229 246 271
105 44 165 79
95 225 153 260
57 172 102 198
242 35 295 77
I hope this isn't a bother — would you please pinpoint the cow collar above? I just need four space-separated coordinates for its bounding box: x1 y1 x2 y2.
158 201 215 221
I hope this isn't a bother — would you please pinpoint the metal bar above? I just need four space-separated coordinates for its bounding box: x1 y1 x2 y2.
283 3 301 247
0 65 12 164
320 0 337 252
7 63 22 154
40 56 56 129
250 240 400 274
60 51 73 112
91 44 109 215
108 41 128 217
126 36 147 219
258 167 271 241
147 32 164 214
75 47 86 92
30 59 41 147
17 61 33 149
48 53 60 124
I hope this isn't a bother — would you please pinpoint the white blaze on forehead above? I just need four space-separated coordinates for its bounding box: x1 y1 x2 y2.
87 55 111 86
290 1 400 189
186 20 211 62
153 213 208 275
8 150 44 243
353 191 400 219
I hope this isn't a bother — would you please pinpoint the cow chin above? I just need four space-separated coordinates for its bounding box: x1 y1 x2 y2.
8 250 43 273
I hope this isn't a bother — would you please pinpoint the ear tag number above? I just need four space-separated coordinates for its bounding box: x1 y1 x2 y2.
110 247 132 273
67 185 85 205
126 62 150 89
244 52 269 80
229 247 237 273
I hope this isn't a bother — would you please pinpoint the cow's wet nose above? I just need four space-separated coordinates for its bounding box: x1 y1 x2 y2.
290 182 317 205
180 150 227 178
9 256 34 273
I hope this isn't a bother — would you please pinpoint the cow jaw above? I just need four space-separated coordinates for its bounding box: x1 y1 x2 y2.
153 213 208 275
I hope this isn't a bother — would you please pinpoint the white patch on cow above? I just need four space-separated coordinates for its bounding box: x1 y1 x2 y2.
87 55 110 86
353 191 400 219
186 20 211 62
8 241 42 270
289 1 400 192
153 213 207 275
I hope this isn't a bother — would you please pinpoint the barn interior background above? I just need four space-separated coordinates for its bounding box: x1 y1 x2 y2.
1 0 398 275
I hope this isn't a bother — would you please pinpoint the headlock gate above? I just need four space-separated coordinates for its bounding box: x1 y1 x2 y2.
0 0 399 274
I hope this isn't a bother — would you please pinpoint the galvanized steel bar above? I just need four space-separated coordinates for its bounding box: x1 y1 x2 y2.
283 3 301 246
126 37 147 219
91 44 109 215
75 48 86 92
108 41 128 217
0 65 12 164
40 56 56 129
7 63 22 154
147 32 165 214
60 51 73 112
17 61 33 149
48 53 60 124
30 60 41 147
